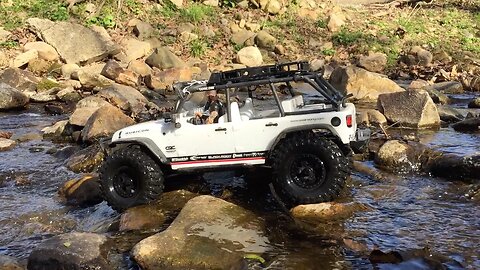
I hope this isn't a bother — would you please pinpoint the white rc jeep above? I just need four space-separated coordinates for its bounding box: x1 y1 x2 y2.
99 62 370 211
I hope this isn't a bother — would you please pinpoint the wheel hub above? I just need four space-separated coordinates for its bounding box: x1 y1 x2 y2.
113 166 139 198
289 154 326 189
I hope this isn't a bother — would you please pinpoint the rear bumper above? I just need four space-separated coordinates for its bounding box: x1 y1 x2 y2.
350 128 371 153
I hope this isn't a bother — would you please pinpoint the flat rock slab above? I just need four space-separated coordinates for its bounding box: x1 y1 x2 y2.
27 18 120 65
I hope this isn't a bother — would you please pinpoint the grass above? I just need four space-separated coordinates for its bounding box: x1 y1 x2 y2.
332 28 364 46
0 40 19 49
190 39 208 58
180 3 215 23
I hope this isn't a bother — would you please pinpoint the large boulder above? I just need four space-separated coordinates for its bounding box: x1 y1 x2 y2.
24 41 59 61
27 18 120 65
377 90 440 129
375 140 431 172
58 173 103 207
76 63 113 89
358 52 387 73
428 154 480 182
132 195 270 270
0 138 16 152
452 117 480 132
329 66 404 101
97 83 149 116
27 232 110 270
101 60 141 87
12 49 38 68
42 120 70 140
116 38 152 64
0 67 39 92
0 83 29 110
81 104 135 142
145 67 193 91
65 144 105 173
145 47 186 70
0 255 23 270
437 105 464 123
69 96 110 127
120 190 199 231
236 46 263 67
254 30 277 51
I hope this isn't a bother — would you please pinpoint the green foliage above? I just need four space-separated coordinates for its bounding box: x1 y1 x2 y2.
0 40 19 49
244 254 266 264
190 39 207 57
233 43 244 52
321 48 335 56
180 4 214 23
125 0 142 15
332 28 363 45
316 18 327 28
461 36 480 53
87 14 116 28
158 0 178 18
221 0 237 8
397 17 426 34
30 0 69 21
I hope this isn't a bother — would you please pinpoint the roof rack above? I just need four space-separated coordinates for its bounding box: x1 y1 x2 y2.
207 61 310 86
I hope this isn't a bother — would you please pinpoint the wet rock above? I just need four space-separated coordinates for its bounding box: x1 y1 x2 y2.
56 86 82 102
127 60 152 77
0 67 39 92
0 255 23 270
119 190 199 231
12 49 38 68
145 47 186 70
0 138 16 152
329 66 404 101
452 117 480 132
428 153 480 181
116 38 151 64
14 132 43 142
133 21 155 40
61 63 80 79
431 81 463 94
0 83 29 110
236 46 263 67
377 90 440 129
358 52 387 73
42 120 70 140
97 83 149 116
101 60 141 87
437 105 464 123
24 41 59 61
402 46 433 66
375 140 429 172
0 131 13 139
27 18 120 65
132 195 269 270
369 248 464 269
81 104 135 142
468 97 480 108
65 144 105 173
27 232 110 270
255 30 277 51
290 202 369 222
58 174 103 206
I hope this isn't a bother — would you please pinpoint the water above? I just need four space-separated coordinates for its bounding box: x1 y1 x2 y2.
0 108 479 269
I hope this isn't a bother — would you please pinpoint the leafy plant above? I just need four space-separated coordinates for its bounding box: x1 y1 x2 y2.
321 48 335 56
332 28 363 45
30 0 69 21
125 0 141 15
222 0 237 8
190 39 207 58
158 0 178 18
316 18 327 28
180 4 214 23
87 14 116 28
0 40 19 49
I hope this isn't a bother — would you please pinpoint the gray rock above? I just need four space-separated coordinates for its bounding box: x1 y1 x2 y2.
65 144 105 173
61 63 80 79
375 140 428 172
430 81 463 94
58 173 103 206
0 255 23 270
425 86 450 104
402 46 433 66
81 104 135 142
132 195 269 270
27 18 120 65
428 154 480 181
291 202 369 222
133 21 155 40
0 138 17 152
69 95 110 127
128 60 152 77
231 30 256 46
377 90 440 129
254 30 277 51
119 190 199 231
236 46 263 67
12 49 38 68
452 117 480 133
145 47 186 70
97 83 149 116
358 52 387 73
56 86 82 102
30 91 57 102
327 8 346 32
101 60 141 87
42 120 69 139
0 83 29 110
468 97 480 108
437 105 464 123
0 27 12 42
27 232 110 270
329 66 404 101
76 63 113 89
27 58 53 75
0 67 39 92
357 109 387 127
116 38 151 64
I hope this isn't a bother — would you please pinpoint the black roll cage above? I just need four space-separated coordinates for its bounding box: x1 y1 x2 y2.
173 61 347 122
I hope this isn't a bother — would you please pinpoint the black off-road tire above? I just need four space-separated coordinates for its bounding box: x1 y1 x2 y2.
99 146 164 212
270 132 349 205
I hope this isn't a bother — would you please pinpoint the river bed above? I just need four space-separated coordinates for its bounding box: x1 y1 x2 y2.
0 108 479 269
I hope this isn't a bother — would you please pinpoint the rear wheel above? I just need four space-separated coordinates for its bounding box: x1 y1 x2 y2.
270 132 349 205
99 146 164 212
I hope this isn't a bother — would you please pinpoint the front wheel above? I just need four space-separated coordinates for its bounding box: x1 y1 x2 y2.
270 133 349 205
99 146 164 212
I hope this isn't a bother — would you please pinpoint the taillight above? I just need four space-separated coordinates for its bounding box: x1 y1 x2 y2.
346 115 352 127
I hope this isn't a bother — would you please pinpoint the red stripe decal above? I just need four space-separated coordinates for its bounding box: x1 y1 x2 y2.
171 157 265 165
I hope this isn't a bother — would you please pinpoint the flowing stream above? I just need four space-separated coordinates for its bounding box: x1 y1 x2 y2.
0 105 479 269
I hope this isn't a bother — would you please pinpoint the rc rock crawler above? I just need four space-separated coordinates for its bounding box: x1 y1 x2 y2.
99 61 370 211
